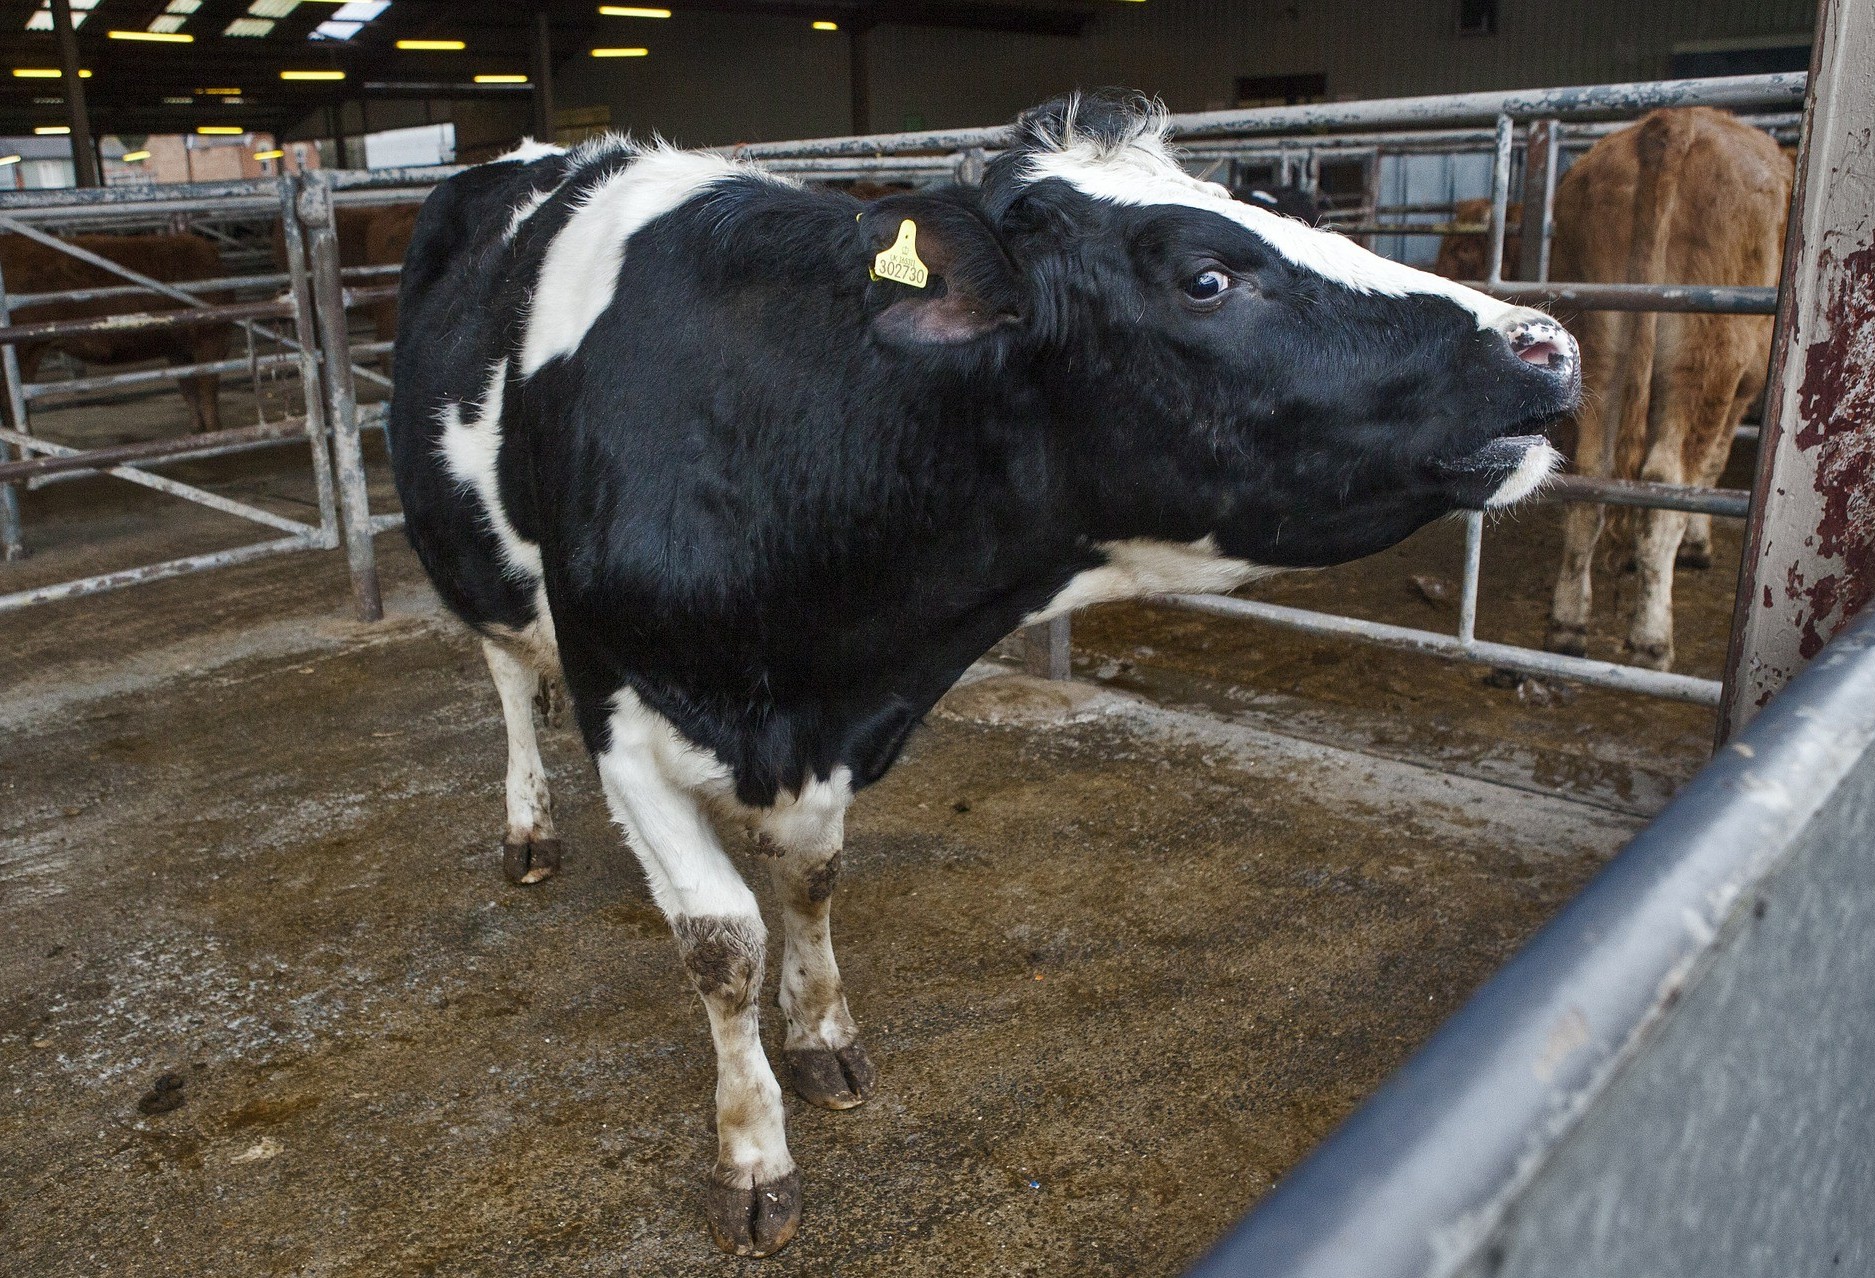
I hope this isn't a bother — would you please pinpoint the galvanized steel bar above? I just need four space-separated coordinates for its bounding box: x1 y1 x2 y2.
1473 281 1779 314
1457 511 1484 645
22 351 301 403
0 298 293 346
0 419 306 483
303 173 383 622
1722 0 1875 738
0 246 23 561
1543 474 1751 519
1486 115 1513 288
10 269 295 309
1159 593 1721 705
0 426 318 536
0 533 322 614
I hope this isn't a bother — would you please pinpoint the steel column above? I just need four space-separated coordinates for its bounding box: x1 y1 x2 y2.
47 0 98 189
531 15 555 144
0 250 23 560
278 174 340 548
1721 0 1875 737
301 174 382 622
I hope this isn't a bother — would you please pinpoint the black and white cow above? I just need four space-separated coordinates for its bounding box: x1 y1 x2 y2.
389 91 1577 1256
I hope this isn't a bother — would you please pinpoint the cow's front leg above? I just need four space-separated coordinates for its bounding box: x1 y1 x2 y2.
757 773 875 1110
594 699 798 1257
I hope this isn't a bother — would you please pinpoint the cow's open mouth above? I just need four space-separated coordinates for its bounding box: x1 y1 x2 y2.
1436 432 1564 510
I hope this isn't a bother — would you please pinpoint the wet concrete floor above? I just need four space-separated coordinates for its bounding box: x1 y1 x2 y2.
0 386 1726 1274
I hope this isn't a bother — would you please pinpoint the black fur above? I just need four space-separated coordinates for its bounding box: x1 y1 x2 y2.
390 94 1575 807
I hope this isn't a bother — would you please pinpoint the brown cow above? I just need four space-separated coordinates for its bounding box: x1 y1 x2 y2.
1544 108 1790 670
2 232 229 433
271 202 422 343
1433 197 1521 281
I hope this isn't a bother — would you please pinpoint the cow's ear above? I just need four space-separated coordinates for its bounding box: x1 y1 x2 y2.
860 194 1023 348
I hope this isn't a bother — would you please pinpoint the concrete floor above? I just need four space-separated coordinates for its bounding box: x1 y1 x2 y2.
0 386 1717 1275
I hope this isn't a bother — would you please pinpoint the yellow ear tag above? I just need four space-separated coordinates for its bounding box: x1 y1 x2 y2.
871 218 930 289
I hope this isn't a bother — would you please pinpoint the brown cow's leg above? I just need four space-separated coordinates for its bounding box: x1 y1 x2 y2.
592 696 798 1257
172 366 220 435
756 775 874 1111
1547 311 1619 658
1548 502 1605 658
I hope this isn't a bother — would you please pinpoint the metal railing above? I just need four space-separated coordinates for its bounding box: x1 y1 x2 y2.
0 74 1805 704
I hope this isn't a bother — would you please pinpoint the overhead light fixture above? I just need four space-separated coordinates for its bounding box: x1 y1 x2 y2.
590 46 648 57
396 39 464 50
0 155 20 166
12 68 91 77
107 29 193 42
598 6 671 16
474 74 528 83
121 149 152 161
812 19 837 29
197 87 243 95
254 148 285 160
281 69 347 80
197 126 244 135
34 125 70 135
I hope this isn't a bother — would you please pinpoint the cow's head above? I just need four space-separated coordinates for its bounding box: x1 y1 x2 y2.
857 91 1578 567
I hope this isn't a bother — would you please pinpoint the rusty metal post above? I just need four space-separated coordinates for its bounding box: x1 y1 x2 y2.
1485 113 1514 288
277 174 339 550
48 0 99 189
1021 616 1072 681
1517 118 1560 282
1721 0 1875 738
0 251 25 560
301 173 382 621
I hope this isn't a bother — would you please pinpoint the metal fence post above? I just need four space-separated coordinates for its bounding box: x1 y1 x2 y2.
1517 118 1561 283
301 172 383 622
0 252 23 561
277 173 340 551
1485 113 1514 287
1720 0 1875 737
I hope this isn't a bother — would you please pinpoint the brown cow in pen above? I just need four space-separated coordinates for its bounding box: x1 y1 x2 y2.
1433 197 1521 282
1 232 230 434
1543 108 1790 670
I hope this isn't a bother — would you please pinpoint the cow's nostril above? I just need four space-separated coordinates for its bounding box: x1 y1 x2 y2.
1516 339 1567 369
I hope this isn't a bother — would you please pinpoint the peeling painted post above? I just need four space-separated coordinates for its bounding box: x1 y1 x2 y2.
1022 616 1072 681
1485 114 1513 288
0 251 25 561
1721 0 1875 738
1517 118 1561 283
302 173 383 623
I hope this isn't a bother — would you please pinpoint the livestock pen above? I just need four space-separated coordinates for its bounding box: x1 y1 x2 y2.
3 8 1872 1271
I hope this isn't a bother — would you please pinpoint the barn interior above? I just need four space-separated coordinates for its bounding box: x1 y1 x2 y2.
0 2 1854 1275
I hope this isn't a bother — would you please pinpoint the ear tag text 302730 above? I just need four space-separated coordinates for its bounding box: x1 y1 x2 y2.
871 219 930 289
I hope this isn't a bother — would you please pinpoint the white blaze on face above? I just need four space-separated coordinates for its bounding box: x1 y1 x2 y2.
1021 141 1525 331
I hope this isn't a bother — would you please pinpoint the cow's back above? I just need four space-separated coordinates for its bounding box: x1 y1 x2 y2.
1 232 227 368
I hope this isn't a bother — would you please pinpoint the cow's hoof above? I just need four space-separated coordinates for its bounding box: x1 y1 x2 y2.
502 837 562 886
1545 624 1588 658
1677 545 1713 570
1624 641 1673 671
705 1169 801 1257
785 1042 877 1110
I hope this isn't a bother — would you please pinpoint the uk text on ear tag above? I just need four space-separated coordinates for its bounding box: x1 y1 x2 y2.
872 219 930 289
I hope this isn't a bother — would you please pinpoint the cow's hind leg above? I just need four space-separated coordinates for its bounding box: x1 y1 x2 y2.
595 692 798 1257
758 774 875 1110
481 638 561 885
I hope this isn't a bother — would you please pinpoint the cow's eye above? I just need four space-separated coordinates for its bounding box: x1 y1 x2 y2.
1184 269 1230 303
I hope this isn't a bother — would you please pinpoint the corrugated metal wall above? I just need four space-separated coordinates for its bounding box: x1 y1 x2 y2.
555 0 1815 146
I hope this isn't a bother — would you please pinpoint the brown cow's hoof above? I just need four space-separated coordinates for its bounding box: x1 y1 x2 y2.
502 837 562 886
1677 545 1713 570
1545 624 1588 658
706 1169 801 1257
785 1042 877 1110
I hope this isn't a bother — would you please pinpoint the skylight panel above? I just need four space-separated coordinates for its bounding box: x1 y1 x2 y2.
332 1 390 19
248 0 301 16
224 17 276 35
25 0 97 31
312 19 363 39
166 0 204 11
148 15 188 32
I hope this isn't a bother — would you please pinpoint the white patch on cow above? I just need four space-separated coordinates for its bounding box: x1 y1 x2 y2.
1027 535 1278 622
748 767 852 857
595 687 747 919
1485 439 1563 508
1249 190 1278 206
436 358 544 583
504 184 561 242
494 137 564 164
1020 116 1521 330
519 145 794 377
